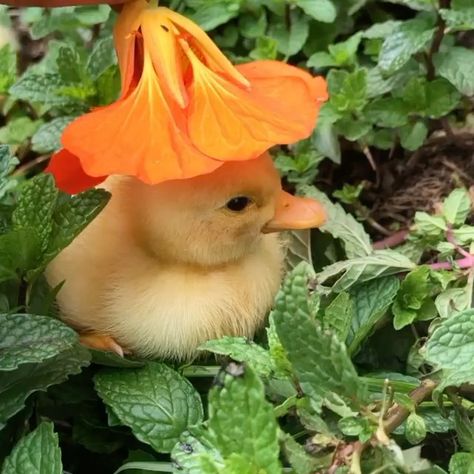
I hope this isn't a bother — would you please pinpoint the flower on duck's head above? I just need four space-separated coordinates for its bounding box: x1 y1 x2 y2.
47 0 328 194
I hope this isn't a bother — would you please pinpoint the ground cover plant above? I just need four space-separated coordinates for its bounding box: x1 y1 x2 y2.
0 0 474 472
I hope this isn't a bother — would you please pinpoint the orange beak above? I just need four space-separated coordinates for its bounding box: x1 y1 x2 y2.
263 190 326 233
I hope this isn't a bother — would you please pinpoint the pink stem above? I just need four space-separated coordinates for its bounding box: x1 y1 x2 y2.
373 230 409 250
430 256 474 271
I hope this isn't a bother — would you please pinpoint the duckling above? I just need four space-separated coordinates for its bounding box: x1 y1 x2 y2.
45 153 325 360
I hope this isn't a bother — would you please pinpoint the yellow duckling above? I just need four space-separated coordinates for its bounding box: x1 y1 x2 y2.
45 153 325 360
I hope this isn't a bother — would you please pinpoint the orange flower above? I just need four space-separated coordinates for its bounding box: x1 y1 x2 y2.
47 0 327 193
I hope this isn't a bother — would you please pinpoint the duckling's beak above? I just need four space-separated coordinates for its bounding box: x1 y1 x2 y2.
262 190 326 233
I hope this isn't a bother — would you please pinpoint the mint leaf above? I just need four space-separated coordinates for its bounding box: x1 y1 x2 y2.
399 121 428 151
425 309 474 371
301 186 372 259
392 266 435 330
425 79 461 118
86 36 117 79
273 263 368 410
364 98 409 127
94 362 203 453
269 10 309 57
296 0 336 23
208 365 280 473
405 413 427 444
1 422 62 474
199 337 273 377
317 250 415 292
449 452 474 474
348 276 400 354
12 174 58 253
0 116 43 145
435 288 470 319
443 188 471 227
0 345 90 429
189 1 240 31
44 188 110 263
379 17 436 73
0 44 17 94
321 292 354 342
434 47 474 96
31 116 75 154
0 313 77 370
327 68 368 112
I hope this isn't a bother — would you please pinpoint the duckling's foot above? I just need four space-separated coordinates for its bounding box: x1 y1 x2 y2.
79 332 127 357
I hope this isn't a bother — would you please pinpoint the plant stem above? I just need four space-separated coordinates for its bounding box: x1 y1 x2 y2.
384 379 437 434
425 0 450 80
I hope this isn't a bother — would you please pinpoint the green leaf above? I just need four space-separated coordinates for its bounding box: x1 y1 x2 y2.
453 226 474 245
435 288 470 319
321 292 353 342
10 73 76 106
0 345 90 429
273 263 368 410
399 121 428 151
348 276 400 354
413 212 447 239
307 51 337 69
379 17 436 73
301 186 372 259
364 98 409 128
295 0 336 23
440 7 474 31
189 1 240 31
434 47 474 96
57 45 84 83
199 337 273 377
335 117 371 141
1 422 62 474
433 368 474 406
405 413 427 444
0 45 17 94
208 365 281 472
0 116 43 145
392 266 433 330
0 145 17 200
424 79 461 118
425 309 474 371
44 188 110 263
449 452 474 474
317 250 415 292
74 4 110 25
94 362 203 453
282 435 322 474
0 313 77 370
248 36 278 60
363 20 402 39
312 121 341 163
455 408 474 452
328 33 362 67
269 10 309 57
86 36 117 79
328 68 368 113
12 174 58 253
238 11 267 39
31 116 75 153
443 188 471 227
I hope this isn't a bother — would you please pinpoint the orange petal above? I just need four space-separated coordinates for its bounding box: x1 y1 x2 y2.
61 52 222 185
45 149 106 194
114 0 147 96
186 54 326 161
165 8 249 89
142 11 188 108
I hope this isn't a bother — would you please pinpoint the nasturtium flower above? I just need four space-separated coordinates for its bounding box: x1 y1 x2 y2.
47 0 327 193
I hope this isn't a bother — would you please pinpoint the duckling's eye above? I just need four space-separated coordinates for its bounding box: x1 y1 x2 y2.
225 196 252 212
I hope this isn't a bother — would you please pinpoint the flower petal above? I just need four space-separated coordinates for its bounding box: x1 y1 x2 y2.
142 11 188 108
61 53 222 185
186 55 327 161
45 149 106 194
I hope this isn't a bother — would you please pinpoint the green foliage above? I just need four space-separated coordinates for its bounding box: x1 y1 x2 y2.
0 1 473 473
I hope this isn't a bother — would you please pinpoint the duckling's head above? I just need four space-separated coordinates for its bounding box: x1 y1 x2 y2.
121 153 325 267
